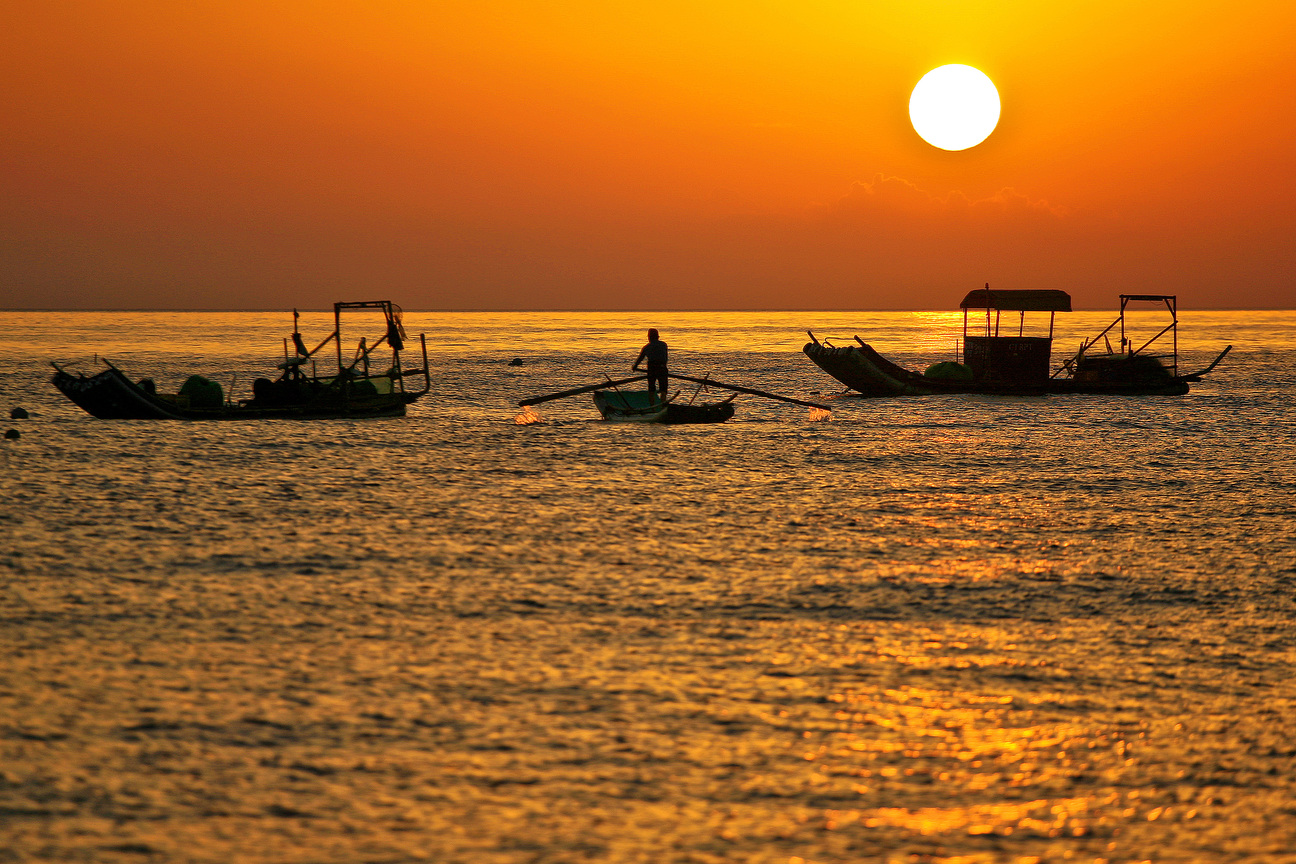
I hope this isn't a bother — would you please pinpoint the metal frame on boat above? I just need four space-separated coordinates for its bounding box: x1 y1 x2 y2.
1049 294 1230 393
51 301 431 419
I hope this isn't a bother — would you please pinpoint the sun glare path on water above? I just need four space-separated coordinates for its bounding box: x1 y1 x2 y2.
3 310 1295 861
909 64 1001 151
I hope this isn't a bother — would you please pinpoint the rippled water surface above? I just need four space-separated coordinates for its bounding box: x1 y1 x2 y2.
2 310 1295 863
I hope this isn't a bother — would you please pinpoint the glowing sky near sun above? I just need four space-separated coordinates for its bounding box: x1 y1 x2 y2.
1 1 1293 310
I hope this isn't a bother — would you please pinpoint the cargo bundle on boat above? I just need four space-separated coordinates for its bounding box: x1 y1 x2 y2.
803 287 1230 398
52 301 430 420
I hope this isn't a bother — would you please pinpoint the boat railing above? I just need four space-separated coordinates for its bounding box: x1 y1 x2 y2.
285 301 430 398
1052 294 1179 379
285 330 338 367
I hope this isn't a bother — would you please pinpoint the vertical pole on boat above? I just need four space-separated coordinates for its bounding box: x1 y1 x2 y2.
335 303 343 375
1119 295 1128 354
1019 310 1024 337
385 301 400 393
1168 295 1178 376
393 345 403 394
960 306 966 365
421 333 429 394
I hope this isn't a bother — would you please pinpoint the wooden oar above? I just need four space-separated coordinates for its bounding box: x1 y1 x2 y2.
686 373 709 405
518 375 647 406
667 373 832 411
604 374 635 411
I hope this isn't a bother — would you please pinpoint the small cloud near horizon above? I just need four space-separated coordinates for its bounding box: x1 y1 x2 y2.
825 174 1071 221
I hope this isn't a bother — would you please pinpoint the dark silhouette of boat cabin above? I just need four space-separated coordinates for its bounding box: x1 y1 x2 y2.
803 288 1230 397
52 301 430 419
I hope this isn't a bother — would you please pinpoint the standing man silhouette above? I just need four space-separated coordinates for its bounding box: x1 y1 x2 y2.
632 328 669 402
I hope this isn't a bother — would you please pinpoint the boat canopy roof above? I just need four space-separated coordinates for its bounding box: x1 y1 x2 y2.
960 289 1072 312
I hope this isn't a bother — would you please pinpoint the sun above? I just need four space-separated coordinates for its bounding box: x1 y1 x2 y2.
909 65 1001 151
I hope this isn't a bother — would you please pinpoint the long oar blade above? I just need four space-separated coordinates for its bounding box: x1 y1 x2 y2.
667 373 831 412
518 375 647 406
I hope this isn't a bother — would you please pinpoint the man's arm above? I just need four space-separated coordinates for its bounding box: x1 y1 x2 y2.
632 345 647 371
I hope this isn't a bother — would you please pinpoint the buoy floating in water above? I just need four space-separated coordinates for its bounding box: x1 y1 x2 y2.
3 429 20 440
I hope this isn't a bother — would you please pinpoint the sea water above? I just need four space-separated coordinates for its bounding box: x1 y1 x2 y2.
1 309 1294 863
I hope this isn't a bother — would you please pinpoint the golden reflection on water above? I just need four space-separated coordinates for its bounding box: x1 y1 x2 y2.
4 310 1295 862
707 617 1250 862
819 680 1096 839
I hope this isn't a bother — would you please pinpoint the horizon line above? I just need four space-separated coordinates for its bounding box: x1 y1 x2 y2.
3 306 1293 314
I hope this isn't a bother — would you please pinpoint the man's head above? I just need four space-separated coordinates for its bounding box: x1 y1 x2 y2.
648 328 659 341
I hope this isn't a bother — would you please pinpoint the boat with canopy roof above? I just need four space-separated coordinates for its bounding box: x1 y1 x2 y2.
803 286 1230 397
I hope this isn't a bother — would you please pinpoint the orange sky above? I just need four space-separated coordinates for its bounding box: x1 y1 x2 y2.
2 1 1293 310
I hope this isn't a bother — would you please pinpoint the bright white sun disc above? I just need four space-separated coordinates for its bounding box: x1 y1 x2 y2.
909 64 1000 151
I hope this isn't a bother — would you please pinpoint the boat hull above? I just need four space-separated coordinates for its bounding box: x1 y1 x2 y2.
600 405 669 423
52 365 415 420
802 341 1046 397
1047 354 1190 395
803 341 1198 398
663 400 736 424
593 390 734 423
805 291 1227 399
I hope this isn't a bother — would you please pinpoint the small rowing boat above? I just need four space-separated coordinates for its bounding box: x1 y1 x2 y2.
592 389 736 424
592 390 670 422
520 372 826 423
